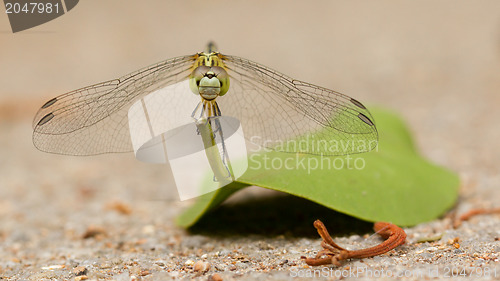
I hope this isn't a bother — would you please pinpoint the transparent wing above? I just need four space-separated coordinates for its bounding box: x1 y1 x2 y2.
33 52 378 157
218 54 378 156
32 54 197 155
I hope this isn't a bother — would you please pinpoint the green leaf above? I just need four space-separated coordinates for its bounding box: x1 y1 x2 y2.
177 107 459 227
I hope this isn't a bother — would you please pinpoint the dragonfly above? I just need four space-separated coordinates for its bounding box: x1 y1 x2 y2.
33 43 378 162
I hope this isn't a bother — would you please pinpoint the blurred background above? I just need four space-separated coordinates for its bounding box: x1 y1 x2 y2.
0 0 500 277
2 1 500 169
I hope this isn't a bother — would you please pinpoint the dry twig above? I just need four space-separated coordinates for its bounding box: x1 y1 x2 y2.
302 220 406 266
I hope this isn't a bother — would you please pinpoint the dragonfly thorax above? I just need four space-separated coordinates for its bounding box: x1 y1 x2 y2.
189 65 230 101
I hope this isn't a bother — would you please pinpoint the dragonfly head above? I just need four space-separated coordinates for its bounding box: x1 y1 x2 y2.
189 65 230 100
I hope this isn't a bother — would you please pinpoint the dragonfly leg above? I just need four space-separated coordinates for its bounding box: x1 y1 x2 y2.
214 117 232 178
192 102 205 135
191 101 202 119
210 102 223 135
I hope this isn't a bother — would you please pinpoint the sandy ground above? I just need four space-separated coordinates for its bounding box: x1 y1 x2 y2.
1 1 500 280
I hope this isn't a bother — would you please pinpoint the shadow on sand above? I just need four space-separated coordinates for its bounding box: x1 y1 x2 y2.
187 190 373 238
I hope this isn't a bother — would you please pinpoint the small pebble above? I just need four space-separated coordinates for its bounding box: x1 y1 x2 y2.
75 276 88 281
142 225 155 234
72 266 87 276
208 273 223 281
41 264 65 270
82 226 106 239
279 259 288 265
106 200 132 215
213 263 226 271
154 260 166 266
184 259 195 266
194 261 210 273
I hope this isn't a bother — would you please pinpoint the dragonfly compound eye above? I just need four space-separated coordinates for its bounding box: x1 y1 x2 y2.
189 66 230 100
189 66 211 95
211 66 229 96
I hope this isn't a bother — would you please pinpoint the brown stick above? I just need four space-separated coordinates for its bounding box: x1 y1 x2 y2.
452 207 500 228
302 220 406 266
458 208 500 222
